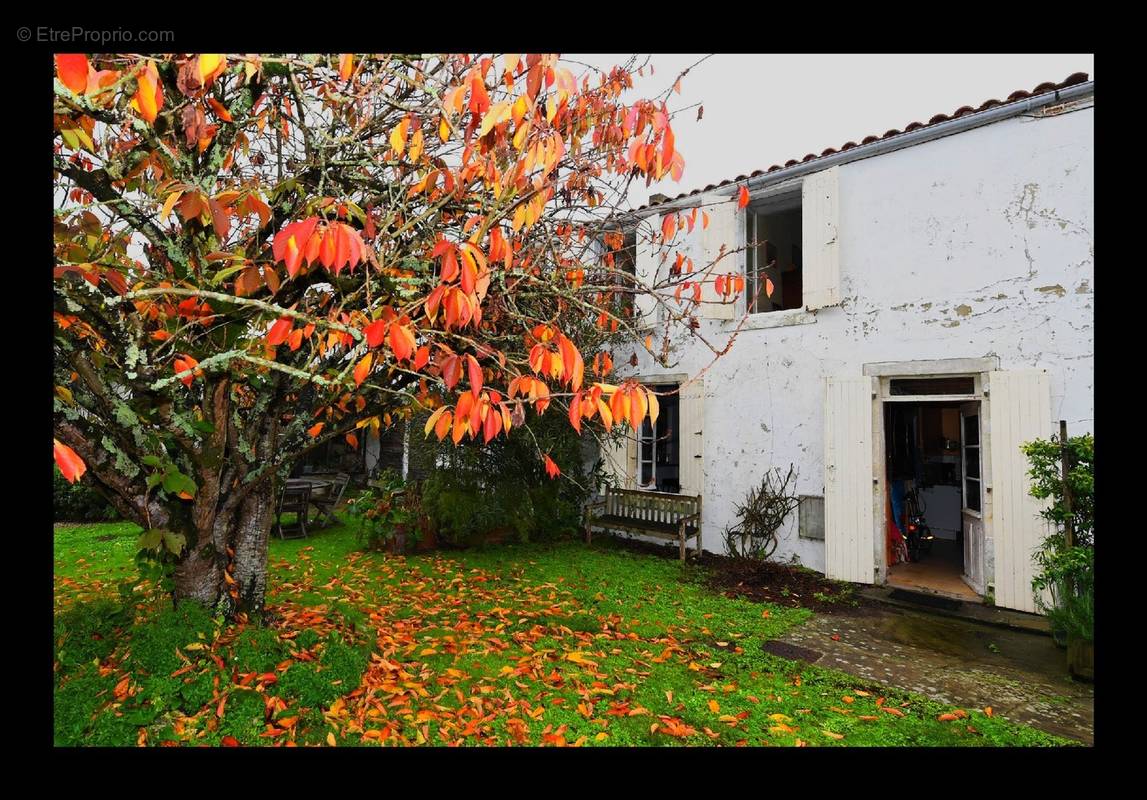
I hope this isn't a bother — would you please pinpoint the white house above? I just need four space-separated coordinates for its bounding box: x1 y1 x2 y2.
602 72 1093 614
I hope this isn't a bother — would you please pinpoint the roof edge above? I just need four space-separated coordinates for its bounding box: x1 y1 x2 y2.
631 78 1093 219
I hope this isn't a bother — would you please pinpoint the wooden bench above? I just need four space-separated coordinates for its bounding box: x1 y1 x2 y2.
585 486 702 561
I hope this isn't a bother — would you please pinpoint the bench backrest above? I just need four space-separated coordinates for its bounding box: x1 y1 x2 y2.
605 486 700 525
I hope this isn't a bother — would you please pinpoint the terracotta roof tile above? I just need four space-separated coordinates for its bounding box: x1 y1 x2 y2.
636 72 1091 212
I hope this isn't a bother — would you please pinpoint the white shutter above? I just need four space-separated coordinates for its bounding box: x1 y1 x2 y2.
801 166 840 310
600 432 636 490
988 370 1052 613
678 379 705 496
824 375 876 584
699 200 736 320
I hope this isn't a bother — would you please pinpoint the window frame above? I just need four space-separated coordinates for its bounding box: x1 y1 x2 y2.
741 179 804 317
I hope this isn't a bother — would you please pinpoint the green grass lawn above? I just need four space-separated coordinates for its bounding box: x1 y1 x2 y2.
53 520 1071 747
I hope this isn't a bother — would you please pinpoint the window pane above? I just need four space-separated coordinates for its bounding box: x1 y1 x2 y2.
965 479 981 512
963 413 979 446
745 204 801 314
965 446 980 479
889 377 976 396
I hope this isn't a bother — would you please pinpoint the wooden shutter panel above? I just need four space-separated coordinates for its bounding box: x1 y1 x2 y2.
801 166 840 310
823 375 876 584
988 369 1052 613
678 379 705 496
699 201 736 320
600 432 636 490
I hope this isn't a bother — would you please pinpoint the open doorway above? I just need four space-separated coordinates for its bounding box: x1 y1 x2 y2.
883 397 982 602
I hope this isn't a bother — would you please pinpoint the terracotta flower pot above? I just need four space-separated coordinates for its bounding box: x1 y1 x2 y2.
1067 637 1093 681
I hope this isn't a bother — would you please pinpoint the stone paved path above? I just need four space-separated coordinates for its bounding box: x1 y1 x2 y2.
775 604 1094 744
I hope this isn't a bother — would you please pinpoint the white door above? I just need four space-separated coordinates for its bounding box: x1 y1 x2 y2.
824 375 876 584
988 370 1052 613
960 402 985 594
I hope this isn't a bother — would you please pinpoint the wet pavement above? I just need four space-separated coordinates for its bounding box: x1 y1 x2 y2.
774 604 1094 744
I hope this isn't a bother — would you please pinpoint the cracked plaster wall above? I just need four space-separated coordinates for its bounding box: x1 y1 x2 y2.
624 105 1093 571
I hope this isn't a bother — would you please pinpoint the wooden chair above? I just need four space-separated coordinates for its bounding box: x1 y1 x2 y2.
311 472 351 528
276 484 311 540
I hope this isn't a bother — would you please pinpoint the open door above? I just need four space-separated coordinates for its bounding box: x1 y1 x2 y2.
960 402 985 594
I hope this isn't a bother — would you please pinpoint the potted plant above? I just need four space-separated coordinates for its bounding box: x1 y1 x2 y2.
347 470 414 554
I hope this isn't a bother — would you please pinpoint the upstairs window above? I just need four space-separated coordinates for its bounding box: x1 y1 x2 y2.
745 193 803 314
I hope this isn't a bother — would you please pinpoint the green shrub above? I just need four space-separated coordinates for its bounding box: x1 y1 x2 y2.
54 598 128 676
413 409 590 546
1024 433 1094 643
53 469 119 523
278 632 369 709
231 625 289 674
218 688 269 744
54 664 115 746
128 603 218 677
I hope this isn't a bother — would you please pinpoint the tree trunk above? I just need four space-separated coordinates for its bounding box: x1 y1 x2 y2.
172 480 275 621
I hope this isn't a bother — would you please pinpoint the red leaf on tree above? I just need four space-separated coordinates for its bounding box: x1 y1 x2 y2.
307 422 324 438
53 439 86 483
413 346 430 371
364 319 387 349
267 317 292 346
56 54 90 95
389 322 415 362
543 454 560 479
273 218 319 278
467 354 483 399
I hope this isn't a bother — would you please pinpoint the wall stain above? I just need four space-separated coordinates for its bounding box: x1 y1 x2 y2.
955 304 973 317
1036 284 1067 297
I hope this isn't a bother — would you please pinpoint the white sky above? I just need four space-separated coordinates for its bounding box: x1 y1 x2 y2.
565 53 1094 208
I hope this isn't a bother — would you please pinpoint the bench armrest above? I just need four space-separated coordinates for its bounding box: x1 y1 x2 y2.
678 511 701 524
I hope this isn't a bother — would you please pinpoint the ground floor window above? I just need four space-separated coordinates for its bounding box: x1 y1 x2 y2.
637 385 680 493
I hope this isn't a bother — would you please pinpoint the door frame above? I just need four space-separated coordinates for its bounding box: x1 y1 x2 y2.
863 358 997 592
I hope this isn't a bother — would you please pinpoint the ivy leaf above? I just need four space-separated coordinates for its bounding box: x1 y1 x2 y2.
162 471 197 498
137 529 164 551
162 530 187 556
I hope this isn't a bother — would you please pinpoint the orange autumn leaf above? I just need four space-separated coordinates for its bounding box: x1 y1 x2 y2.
338 54 354 82
737 185 750 208
353 353 372 387
132 60 164 124
53 439 87 483
307 422 324 438
207 97 233 123
345 432 359 449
